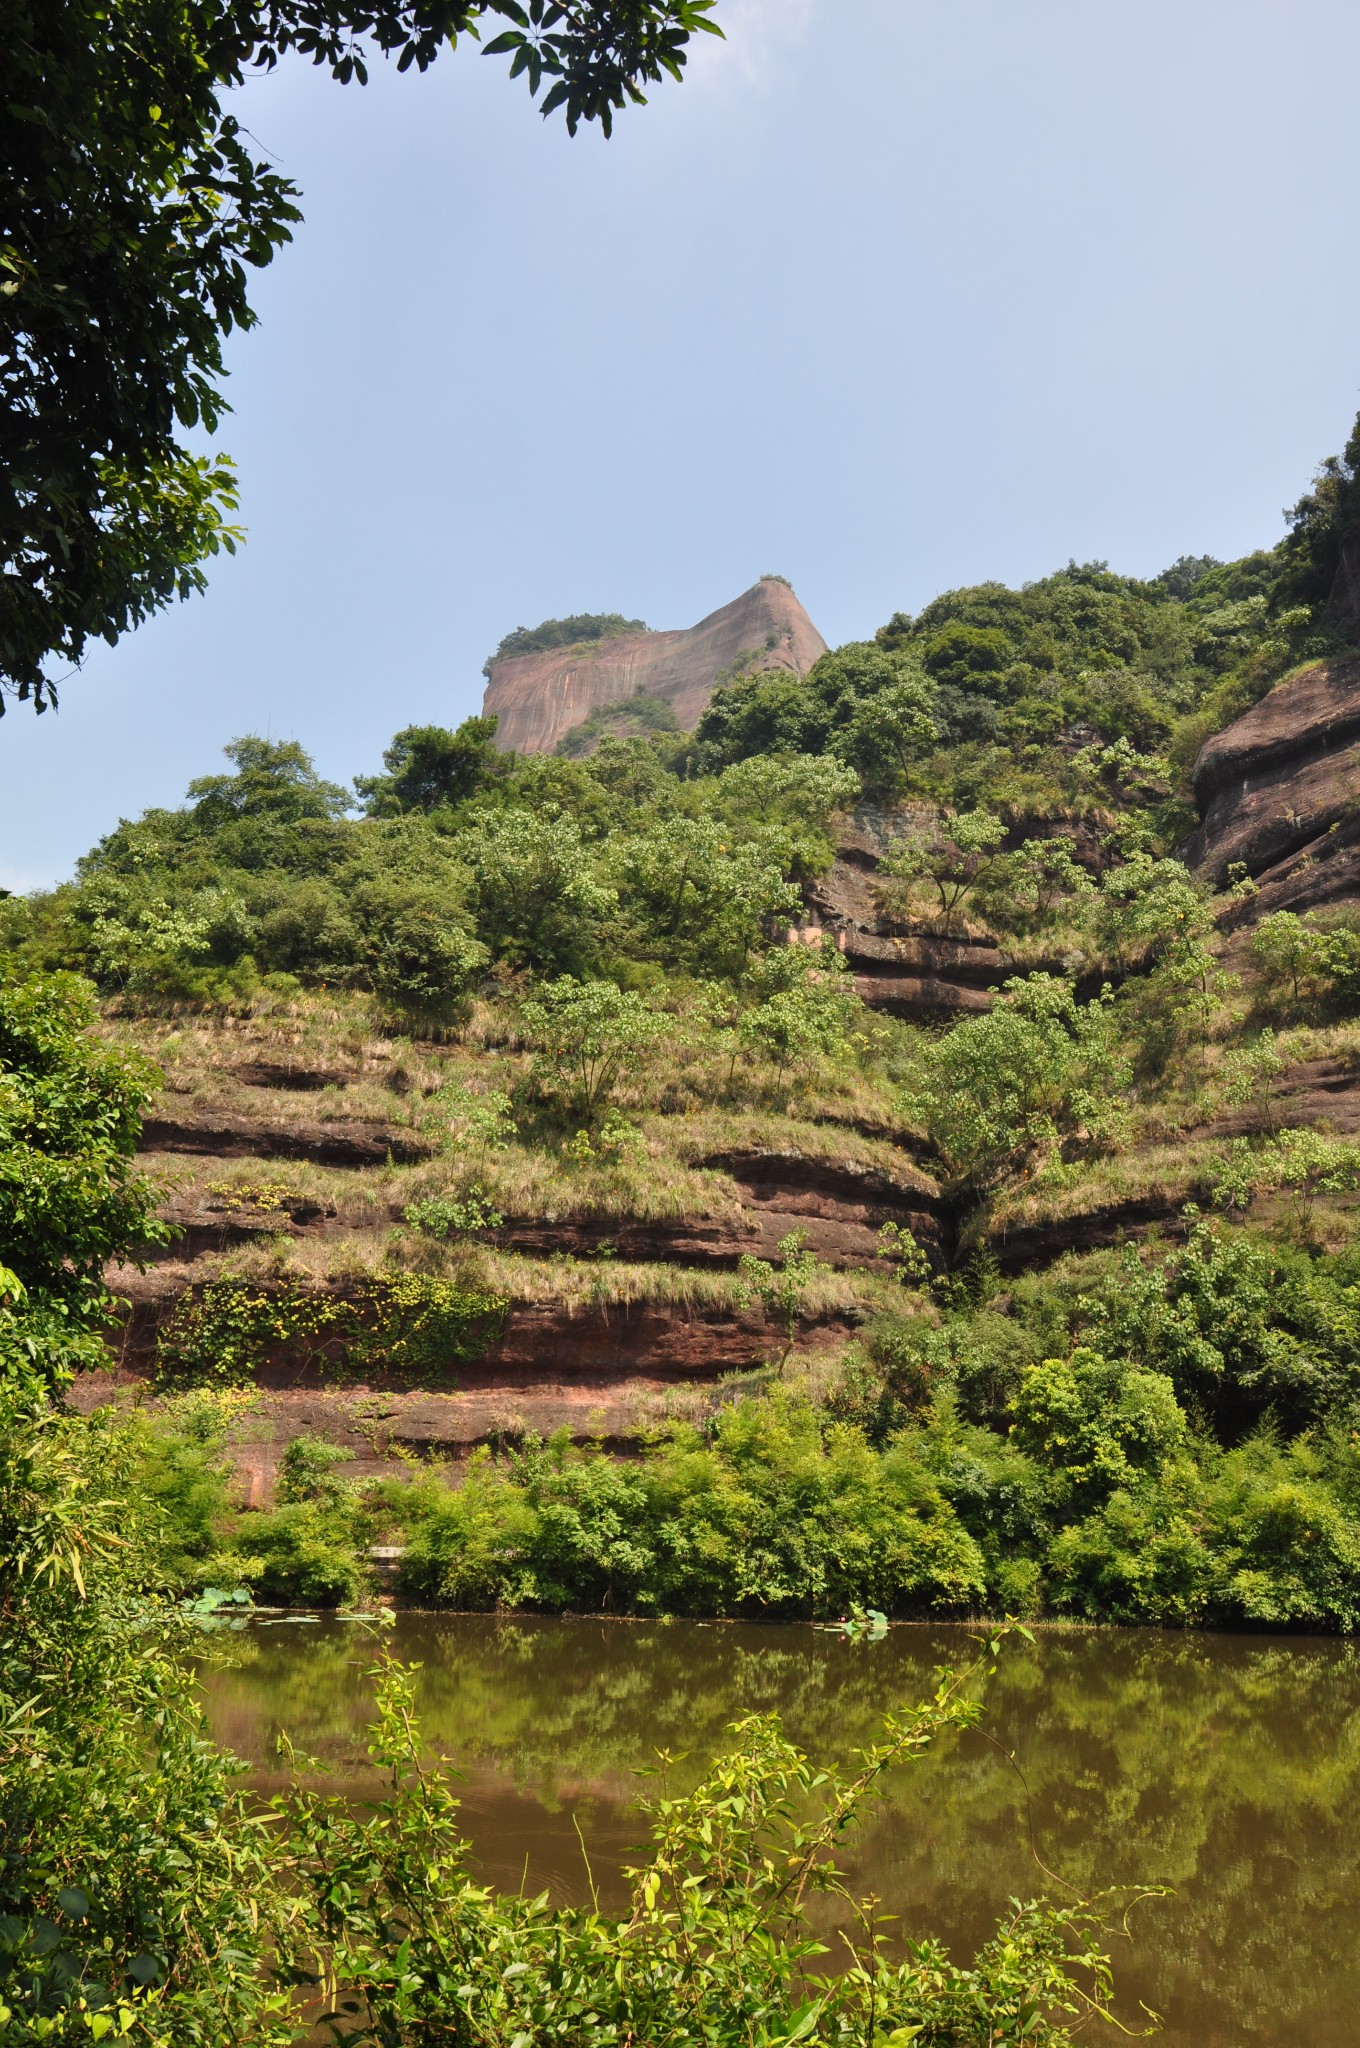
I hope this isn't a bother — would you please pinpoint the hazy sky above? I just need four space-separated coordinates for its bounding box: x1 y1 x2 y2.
4 0 1360 889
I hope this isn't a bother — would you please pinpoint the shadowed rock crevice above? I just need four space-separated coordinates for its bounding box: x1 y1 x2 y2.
141 1112 434 1165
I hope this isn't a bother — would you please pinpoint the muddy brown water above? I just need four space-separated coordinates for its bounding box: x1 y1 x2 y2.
199 1616 1360 2046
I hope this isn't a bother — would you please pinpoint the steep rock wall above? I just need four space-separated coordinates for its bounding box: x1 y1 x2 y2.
1185 654 1360 920
482 579 827 755
803 812 1011 1019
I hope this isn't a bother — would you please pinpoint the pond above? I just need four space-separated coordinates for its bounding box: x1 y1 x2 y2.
200 1615 1360 2046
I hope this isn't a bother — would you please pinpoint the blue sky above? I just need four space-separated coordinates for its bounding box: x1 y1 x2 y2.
4 0 1360 888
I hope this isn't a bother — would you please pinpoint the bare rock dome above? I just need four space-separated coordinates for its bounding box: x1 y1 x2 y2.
481 578 828 756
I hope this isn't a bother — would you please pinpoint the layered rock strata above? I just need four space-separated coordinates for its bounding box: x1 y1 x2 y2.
803 811 1010 1019
1186 654 1360 922
82 1072 949 1496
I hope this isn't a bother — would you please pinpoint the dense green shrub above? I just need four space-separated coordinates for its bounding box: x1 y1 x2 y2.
1045 1484 1217 1625
1205 1433 1360 1629
360 885 488 1030
0 962 166 1393
690 640 937 794
354 717 503 815
114 1403 236 1589
463 805 617 974
484 611 648 671
1090 1221 1360 1439
277 1434 357 1505
397 1397 988 1617
900 974 1129 1189
1008 1347 1190 1513
231 1499 371 1606
607 814 804 974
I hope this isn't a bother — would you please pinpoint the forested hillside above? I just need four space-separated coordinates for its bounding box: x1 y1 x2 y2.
5 411 1360 1627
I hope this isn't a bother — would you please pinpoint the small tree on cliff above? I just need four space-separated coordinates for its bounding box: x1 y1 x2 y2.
901 974 1129 1192
520 975 665 1118
879 810 1006 929
737 1230 824 1369
738 982 850 1091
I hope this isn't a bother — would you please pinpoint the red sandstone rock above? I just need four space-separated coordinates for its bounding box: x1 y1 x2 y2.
140 1111 432 1165
1187 655 1360 897
99 1281 857 1392
481 579 828 756
806 835 1011 1019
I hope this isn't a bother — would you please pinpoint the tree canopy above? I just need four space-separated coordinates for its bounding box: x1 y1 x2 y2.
0 0 719 713
485 611 651 674
355 717 504 813
1275 408 1360 621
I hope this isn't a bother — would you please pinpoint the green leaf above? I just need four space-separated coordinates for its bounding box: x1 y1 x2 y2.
773 1997 828 2044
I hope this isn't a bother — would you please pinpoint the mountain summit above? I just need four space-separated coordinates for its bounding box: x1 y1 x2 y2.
480 578 828 755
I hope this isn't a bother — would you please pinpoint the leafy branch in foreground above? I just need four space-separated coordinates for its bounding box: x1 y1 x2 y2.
280 1633 1155 2046
0 962 167 1396
1 0 722 709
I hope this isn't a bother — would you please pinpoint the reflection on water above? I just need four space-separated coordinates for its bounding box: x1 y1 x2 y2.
200 1617 1360 2048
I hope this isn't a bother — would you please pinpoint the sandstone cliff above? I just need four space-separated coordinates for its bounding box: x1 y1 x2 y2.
481 579 827 756
1186 652 1360 921
800 811 1014 1020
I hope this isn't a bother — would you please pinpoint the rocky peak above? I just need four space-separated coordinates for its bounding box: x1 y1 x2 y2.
480 579 828 756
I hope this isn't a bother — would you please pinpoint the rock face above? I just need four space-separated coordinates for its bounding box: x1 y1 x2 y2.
140 1111 433 1166
1186 654 1360 920
802 811 1013 1019
481 579 828 756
